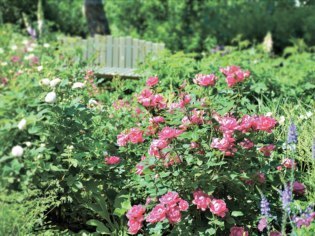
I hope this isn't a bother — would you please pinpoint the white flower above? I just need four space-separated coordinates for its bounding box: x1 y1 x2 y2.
37 66 43 71
27 47 34 52
299 115 306 120
11 45 18 51
43 43 50 48
22 39 29 45
306 111 313 118
30 43 37 48
18 118 27 130
0 48 4 54
45 91 57 103
25 142 32 147
72 82 85 89
1 62 8 66
266 112 273 117
40 78 51 86
11 145 24 157
49 78 61 88
279 116 285 125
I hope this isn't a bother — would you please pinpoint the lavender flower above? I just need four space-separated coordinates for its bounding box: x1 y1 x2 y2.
280 185 292 213
26 26 37 39
260 195 271 217
287 121 298 144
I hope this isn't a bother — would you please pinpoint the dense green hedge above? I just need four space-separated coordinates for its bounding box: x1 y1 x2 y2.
1 0 315 53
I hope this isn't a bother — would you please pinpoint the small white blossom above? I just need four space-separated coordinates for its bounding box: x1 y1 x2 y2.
25 142 32 147
22 39 29 45
45 91 57 103
30 43 37 48
50 78 61 88
11 145 24 157
1 62 8 66
37 66 43 71
72 82 85 89
306 111 313 118
11 45 18 51
27 47 34 52
25 54 35 60
40 78 51 86
18 118 27 130
0 48 4 54
299 115 306 120
43 43 50 48
279 116 285 125
266 112 273 117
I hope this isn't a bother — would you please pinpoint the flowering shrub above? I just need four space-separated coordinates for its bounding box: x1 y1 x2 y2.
0 26 314 235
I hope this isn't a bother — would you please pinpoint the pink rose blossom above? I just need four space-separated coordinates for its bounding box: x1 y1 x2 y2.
240 138 254 149
159 191 180 207
128 128 144 144
218 116 238 134
209 199 228 218
253 116 277 133
292 181 306 196
127 219 142 235
220 66 250 87
256 172 266 184
126 205 146 221
117 133 129 146
148 139 169 158
229 226 249 236
193 73 217 87
158 127 183 140
258 217 268 232
146 204 167 223
146 76 159 87
190 109 205 125
192 190 212 211
259 144 275 156
178 199 189 211
211 135 237 156
166 206 182 224
104 156 121 165
282 158 295 169
136 164 144 175
150 116 165 124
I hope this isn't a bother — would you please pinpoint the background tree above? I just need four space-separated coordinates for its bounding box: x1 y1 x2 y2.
83 0 110 36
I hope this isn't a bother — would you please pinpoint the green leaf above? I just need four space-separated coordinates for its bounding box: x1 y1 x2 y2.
86 219 111 234
231 211 244 217
113 193 131 217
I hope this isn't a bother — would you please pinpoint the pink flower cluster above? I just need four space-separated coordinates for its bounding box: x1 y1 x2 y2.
146 76 159 87
104 156 121 165
146 192 189 224
229 226 249 236
192 190 228 218
220 65 250 87
117 128 144 146
126 205 146 235
168 94 191 112
193 74 217 87
181 109 205 128
211 114 277 156
158 126 183 140
137 89 166 109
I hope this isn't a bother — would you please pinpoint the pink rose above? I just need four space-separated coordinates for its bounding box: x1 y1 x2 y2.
178 199 189 211
159 191 180 207
259 144 275 156
117 133 129 146
220 66 250 87
146 76 159 87
104 156 120 165
193 73 217 87
292 181 306 196
229 226 249 236
146 204 167 223
240 138 254 149
282 158 295 169
136 164 144 175
192 190 212 211
158 127 183 140
150 116 165 124
126 205 146 221
253 116 277 133
166 206 182 224
128 128 144 144
127 219 143 235
209 199 228 218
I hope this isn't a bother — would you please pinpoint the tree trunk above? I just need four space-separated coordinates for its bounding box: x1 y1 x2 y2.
84 0 110 36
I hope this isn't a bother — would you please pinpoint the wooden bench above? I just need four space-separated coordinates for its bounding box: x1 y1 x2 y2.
60 35 165 78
